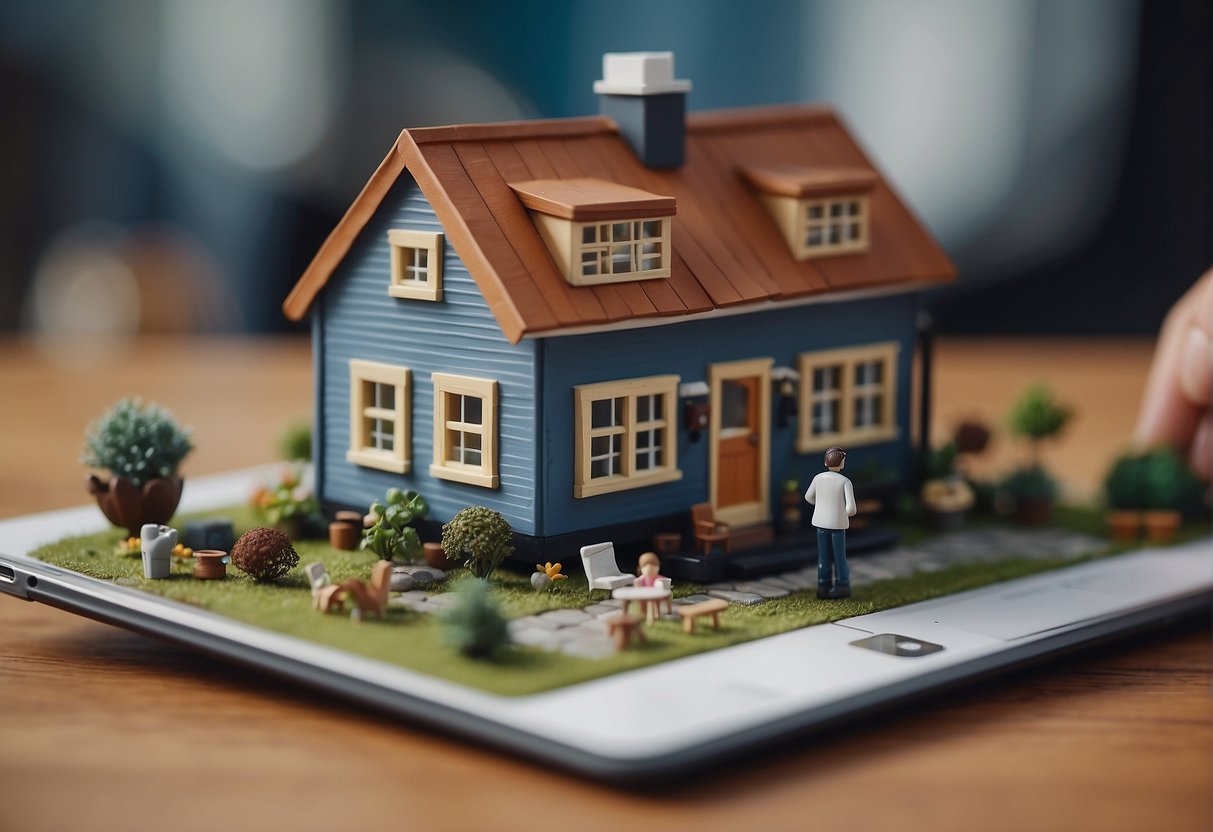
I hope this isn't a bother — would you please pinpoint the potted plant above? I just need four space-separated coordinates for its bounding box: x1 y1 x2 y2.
1003 385 1071 524
920 476 975 529
362 488 429 563
999 466 1059 525
1105 448 1207 544
441 506 515 581
82 399 193 537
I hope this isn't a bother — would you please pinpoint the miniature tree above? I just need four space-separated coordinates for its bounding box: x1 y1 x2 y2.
1007 384 1072 467
83 398 195 535
440 579 509 659
441 507 515 581
362 488 429 562
231 527 300 582
82 398 193 487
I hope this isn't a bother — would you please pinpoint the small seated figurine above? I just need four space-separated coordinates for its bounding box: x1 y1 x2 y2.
634 551 667 588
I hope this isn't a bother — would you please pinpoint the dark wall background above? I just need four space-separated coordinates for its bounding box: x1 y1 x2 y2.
0 0 1207 337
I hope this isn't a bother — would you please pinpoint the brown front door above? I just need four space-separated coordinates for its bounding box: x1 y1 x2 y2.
709 358 772 526
717 377 760 508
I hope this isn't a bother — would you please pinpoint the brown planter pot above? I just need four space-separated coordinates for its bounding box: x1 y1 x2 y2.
1015 498 1052 526
423 542 457 570
328 521 361 551
1143 510 1181 544
1105 510 1141 542
193 550 228 580
87 474 183 538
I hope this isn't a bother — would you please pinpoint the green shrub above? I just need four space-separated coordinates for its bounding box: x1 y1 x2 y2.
440 579 509 659
278 421 312 462
442 507 515 581
82 399 193 486
362 488 429 562
1105 448 1207 516
1000 466 1059 502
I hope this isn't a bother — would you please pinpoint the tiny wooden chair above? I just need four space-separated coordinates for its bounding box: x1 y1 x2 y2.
691 503 732 556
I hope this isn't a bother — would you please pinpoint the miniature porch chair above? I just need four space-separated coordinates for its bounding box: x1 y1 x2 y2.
691 503 732 556
579 542 635 599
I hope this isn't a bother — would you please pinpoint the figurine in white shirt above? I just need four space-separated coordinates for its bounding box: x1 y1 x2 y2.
804 446 857 599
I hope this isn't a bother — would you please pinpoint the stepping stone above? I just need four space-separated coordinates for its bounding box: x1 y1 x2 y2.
560 635 617 660
595 608 625 621
708 589 766 606
421 593 457 610
537 608 592 627
577 618 609 635
393 590 429 601
507 617 542 636
673 594 714 606
388 596 430 612
511 627 568 648
583 603 618 617
757 576 799 591
389 573 415 592
732 581 789 599
777 571 817 591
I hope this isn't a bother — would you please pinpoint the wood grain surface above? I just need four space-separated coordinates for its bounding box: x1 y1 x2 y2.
1 334 1208 832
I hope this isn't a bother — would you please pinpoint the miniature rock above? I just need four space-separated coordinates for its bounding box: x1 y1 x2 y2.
390 573 416 592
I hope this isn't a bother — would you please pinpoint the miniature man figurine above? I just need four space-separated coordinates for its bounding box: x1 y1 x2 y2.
804 446 857 599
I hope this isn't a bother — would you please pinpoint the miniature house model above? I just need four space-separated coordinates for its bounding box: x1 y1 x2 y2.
284 52 955 560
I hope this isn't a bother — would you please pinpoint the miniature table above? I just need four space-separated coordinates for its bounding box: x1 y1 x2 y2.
612 585 672 624
0 335 1208 832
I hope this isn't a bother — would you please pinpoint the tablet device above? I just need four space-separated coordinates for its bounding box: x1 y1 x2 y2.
1 466 1208 783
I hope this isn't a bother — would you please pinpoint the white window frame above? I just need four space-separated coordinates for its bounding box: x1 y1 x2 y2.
429 373 499 489
796 342 899 453
531 213 672 286
346 360 411 474
802 196 869 257
573 375 682 498
387 228 443 301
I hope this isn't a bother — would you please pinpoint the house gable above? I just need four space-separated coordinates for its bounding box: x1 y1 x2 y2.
314 172 541 534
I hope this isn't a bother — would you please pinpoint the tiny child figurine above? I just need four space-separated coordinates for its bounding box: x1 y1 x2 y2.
634 551 667 587
804 446 857 599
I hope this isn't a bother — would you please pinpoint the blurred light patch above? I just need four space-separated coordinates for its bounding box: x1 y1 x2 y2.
27 224 141 340
160 0 341 171
802 0 1137 270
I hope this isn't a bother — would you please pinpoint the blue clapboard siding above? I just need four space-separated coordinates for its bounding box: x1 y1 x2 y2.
537 294 919 536
316 175 540 532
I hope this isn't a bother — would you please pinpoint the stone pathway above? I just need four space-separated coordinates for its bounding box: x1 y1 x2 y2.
388 527 1108 659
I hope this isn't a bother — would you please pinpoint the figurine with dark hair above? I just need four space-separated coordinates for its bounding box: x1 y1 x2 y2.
804 446 857 599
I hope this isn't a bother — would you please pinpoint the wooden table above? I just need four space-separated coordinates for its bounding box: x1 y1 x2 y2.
613 585 673 624
1 335 1208 832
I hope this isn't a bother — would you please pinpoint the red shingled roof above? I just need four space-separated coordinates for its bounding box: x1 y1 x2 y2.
283 105 955 343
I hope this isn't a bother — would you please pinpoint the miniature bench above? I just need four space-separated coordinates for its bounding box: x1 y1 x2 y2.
676 599 728 634
605 613 646 651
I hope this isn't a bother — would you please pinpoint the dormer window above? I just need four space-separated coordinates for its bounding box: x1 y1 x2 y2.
510 178 674 286
740 165 877 260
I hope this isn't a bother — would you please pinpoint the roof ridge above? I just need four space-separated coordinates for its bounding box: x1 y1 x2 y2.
404 116 616 145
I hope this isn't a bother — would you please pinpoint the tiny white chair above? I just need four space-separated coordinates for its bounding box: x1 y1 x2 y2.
580 542 636 599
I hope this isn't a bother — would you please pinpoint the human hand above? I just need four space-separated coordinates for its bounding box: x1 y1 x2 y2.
1135 268 1213 480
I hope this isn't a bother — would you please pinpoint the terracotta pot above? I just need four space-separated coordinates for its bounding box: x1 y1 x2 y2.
194 550 228 580
423 542 457 570
1105 510 1142 542
88 475 183 538
1143 510 1181 544
328 521 360 551
1015 498 1052 526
